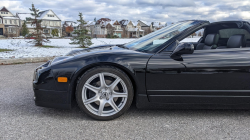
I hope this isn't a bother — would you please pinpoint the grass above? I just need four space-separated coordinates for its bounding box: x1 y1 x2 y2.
40 45 57 48
75 46 89 48
0 49 13 52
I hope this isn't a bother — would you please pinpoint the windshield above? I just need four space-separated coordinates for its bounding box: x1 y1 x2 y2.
124 21 201 53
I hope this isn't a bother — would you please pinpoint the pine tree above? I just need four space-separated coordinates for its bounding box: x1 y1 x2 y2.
51 29 59 37
27 4 50 46
70 13 92 48
21 21 29 36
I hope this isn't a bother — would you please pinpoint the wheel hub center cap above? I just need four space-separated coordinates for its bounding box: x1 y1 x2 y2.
100 88 112 100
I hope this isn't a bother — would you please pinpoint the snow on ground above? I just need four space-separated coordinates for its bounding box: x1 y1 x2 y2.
0 38 134 59
181 37 200 42
0 37 200 59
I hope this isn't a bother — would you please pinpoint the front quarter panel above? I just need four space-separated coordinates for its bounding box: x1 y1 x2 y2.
49 48 153 108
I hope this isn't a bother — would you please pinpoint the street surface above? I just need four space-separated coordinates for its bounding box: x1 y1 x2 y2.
1 63 250 139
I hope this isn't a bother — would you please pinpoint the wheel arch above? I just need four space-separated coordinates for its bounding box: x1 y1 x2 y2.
69 62 138 105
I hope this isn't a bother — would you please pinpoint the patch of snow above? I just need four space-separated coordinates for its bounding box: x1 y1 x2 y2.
0 38 134 59
0 37 200 59
181 37 201 42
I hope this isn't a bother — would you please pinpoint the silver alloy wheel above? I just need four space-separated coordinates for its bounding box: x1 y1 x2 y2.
82 72 128 117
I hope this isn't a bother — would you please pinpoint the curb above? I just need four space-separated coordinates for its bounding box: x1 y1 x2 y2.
0 56 55 65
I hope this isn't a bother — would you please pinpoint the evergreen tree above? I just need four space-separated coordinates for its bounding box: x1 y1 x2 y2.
27 4 50 46
70 13 92 48
21 21 29 36
51 29 59 37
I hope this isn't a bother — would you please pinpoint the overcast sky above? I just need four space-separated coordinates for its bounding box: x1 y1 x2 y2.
1 0 250 24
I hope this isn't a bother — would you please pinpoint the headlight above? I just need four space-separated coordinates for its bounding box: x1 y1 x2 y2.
33 61 50 83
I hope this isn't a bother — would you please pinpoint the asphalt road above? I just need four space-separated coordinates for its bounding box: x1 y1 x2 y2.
1 63 250 140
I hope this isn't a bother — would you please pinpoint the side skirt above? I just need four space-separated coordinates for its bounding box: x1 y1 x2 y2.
136 94 250 109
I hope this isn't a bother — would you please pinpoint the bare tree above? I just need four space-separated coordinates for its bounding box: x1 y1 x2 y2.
198 32 202 36
106 24 115 38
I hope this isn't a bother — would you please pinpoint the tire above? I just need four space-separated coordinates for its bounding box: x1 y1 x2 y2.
76 66 134 120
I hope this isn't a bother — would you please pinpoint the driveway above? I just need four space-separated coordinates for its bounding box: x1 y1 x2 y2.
1 63 250 139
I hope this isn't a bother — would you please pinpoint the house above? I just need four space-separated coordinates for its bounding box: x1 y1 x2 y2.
62 21 79 37
128 21 144 38
119 19 129 38
137 20 152 35
0 6 20 37
84 21 96 38
94 18 111 38
17 9 62 37
152 22 166 31
120 20 144 38
105 20 122 38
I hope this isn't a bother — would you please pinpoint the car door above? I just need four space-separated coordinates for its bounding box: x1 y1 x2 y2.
147 47 250 105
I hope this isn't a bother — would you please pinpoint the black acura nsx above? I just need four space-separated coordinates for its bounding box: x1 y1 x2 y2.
33 20 250 120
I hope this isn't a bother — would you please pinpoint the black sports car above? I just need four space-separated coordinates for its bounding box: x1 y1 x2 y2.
33 20 250 120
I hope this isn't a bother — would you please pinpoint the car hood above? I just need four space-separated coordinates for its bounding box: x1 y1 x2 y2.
50 44 135 65
65 44 120 56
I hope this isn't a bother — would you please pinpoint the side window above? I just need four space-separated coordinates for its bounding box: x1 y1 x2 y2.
181 28 204 43
164 28 204 52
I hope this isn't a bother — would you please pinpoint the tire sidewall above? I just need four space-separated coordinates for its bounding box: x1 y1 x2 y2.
76 66 134 121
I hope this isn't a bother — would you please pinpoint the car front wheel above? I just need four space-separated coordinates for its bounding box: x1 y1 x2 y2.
76 66 134 120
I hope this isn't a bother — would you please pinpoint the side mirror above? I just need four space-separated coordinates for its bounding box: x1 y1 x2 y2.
170 43 194 61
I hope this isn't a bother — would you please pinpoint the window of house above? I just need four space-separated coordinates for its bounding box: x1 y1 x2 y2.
14 20 16 24
44 29 49 33
10 20 12 24
47 15 54 17
5 20 7 24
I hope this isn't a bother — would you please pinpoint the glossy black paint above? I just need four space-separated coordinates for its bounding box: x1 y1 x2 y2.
170 42 194 61
33 20 250 110
33 45 153 109
147 48 250 105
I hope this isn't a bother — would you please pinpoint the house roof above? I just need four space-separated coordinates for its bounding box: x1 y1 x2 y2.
85 21 96 26
105 20 120 27
0 6 9 12
152 22 166 28
96 18 111 24
113 20 120 25
17 13 32 20
0 6 15 17
138 20 151 26
37 10 49 19
132 21 141 26
96 18 117 28
119 20 129 26
38 10 61 20
17 9 61 21
63 21 76 26
3 16 19 19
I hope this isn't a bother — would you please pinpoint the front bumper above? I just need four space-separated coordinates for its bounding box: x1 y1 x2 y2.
33 88 71 109
33 61 72 109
